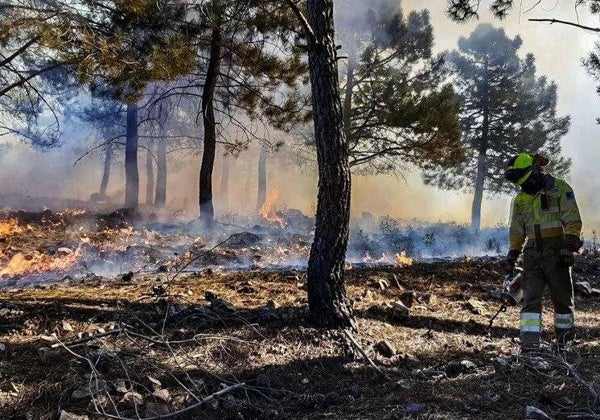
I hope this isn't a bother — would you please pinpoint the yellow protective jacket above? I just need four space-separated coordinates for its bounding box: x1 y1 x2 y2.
509 175 582 252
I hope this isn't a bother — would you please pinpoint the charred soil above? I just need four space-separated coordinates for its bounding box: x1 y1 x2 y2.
1 210 600 419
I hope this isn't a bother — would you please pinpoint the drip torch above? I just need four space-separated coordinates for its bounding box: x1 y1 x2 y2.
486 266 524 334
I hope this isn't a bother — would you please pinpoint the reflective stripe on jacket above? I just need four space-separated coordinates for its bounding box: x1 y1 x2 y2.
509 175 582 252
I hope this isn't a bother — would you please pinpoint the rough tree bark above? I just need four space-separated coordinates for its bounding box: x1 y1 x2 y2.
471 62 489 231
305 0 355 329
145 142 154 206
198 25 222 227
124 103 139 210
99 143 113 197
155 135 167 208
256 143 267 211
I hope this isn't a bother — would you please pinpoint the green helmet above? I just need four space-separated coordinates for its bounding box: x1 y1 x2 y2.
504 153 534 185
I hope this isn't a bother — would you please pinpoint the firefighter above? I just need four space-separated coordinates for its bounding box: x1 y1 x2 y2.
504 152 583 352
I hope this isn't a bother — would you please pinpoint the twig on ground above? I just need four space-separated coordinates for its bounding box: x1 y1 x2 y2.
95 382 246 420
341 329 392 380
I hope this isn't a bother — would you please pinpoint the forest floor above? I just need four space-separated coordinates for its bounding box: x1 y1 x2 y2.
1 209 600 419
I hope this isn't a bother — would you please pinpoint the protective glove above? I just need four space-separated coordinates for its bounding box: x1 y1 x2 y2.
505 249 520 274
562 234 583 252
560 234 582 267
560 248 575 267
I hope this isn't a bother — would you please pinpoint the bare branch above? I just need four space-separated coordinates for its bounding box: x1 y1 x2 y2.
528 17 600 32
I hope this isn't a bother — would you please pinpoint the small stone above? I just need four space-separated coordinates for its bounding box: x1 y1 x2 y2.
525 405 552 419
146 376 162 391
113 380 129 394
0 343 5 352
301 378 310 384
59 410 89 420
400 291 417 308
465 298 487 315
444 359 476 378
374 340 396 358
119 391 144 408
71 380 109 400
406 402 425 414
494 356 514 374
152 388 170 403
391 301 410 318
526 357 550 371
61 321 74 332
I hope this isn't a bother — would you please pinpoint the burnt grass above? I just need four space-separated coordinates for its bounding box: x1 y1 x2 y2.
1 212 600 419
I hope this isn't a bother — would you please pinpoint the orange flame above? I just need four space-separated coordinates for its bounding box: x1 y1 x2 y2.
259 188 286 228
0 250 79 277
0 219 22 236
395 251 413 267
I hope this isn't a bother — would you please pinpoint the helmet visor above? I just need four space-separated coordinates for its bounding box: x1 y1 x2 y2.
504 167 532 185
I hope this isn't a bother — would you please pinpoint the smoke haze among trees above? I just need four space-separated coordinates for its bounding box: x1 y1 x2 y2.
0 1 599 232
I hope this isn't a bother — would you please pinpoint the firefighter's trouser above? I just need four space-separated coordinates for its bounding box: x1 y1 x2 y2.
520 238 575 348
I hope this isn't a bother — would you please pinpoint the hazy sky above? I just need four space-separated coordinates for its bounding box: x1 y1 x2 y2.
352 0 600 232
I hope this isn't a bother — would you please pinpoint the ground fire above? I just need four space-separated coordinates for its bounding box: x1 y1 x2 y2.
259 188 287 229
0 206 599 419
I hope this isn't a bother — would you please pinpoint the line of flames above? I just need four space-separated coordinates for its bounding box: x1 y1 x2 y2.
362 251 413 267
0 250 80 278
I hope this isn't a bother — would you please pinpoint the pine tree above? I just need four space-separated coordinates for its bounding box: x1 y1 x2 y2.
0 2 75 146
301 0 355 329
192 0 309 227
337 0 462 174
422 24 570 230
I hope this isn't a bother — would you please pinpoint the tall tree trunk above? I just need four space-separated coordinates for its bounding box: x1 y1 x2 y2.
155 135 167 208
198 25 222 227
99 143 113 197
243 157 253 211
306 0 355 329
471 152 487 230
471 60 489 231
220 150 229 209
124 103 139 210
256 144 267 211
146 142 154 206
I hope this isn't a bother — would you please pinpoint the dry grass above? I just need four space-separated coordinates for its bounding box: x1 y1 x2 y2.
0 211 600 419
